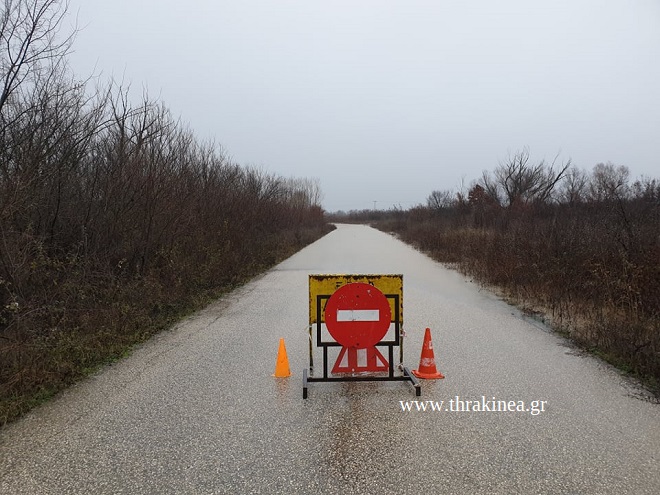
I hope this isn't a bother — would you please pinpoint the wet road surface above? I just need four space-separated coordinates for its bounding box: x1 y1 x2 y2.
1 224 659 494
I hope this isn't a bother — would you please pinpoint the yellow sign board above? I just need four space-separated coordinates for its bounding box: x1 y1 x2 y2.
309 274 403 325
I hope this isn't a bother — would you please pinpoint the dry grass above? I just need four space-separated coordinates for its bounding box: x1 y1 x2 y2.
0 224 333 426
375 201 660 393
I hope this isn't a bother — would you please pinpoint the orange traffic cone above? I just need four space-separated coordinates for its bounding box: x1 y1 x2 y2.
412 328 445 379
273 338 291 377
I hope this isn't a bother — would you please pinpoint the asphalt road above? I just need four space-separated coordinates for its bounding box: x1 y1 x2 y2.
1 224 659 494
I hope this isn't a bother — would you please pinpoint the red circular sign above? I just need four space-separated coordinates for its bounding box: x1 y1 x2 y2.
325 283 391 348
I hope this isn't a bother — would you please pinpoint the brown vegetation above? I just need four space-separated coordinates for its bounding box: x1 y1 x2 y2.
0 0 331 425
373 150 660 391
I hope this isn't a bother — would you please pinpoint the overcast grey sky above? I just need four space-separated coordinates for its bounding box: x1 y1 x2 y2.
66 0 660 211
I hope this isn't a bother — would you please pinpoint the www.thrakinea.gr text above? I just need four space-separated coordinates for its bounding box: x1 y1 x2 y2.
400 396 548 416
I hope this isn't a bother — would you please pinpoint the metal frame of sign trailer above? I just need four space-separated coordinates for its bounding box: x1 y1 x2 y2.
303 277 421 399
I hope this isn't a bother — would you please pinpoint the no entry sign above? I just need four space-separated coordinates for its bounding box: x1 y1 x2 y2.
325 282 391 373
325 282 391 349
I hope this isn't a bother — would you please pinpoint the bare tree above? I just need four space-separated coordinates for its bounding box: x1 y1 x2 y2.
426 189 455 210
0 0 75 126
587 162 630 202
481 148 571 207
298 177 323 207
559 165 588 205
480 169 503 206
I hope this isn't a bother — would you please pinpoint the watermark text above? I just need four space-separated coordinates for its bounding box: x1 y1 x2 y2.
400 396 548 416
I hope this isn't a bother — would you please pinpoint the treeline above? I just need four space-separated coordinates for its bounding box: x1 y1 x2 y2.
373 149 660 389
0 0 330 425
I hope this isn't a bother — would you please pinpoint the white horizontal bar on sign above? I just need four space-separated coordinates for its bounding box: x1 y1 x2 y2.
337 309 380 322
